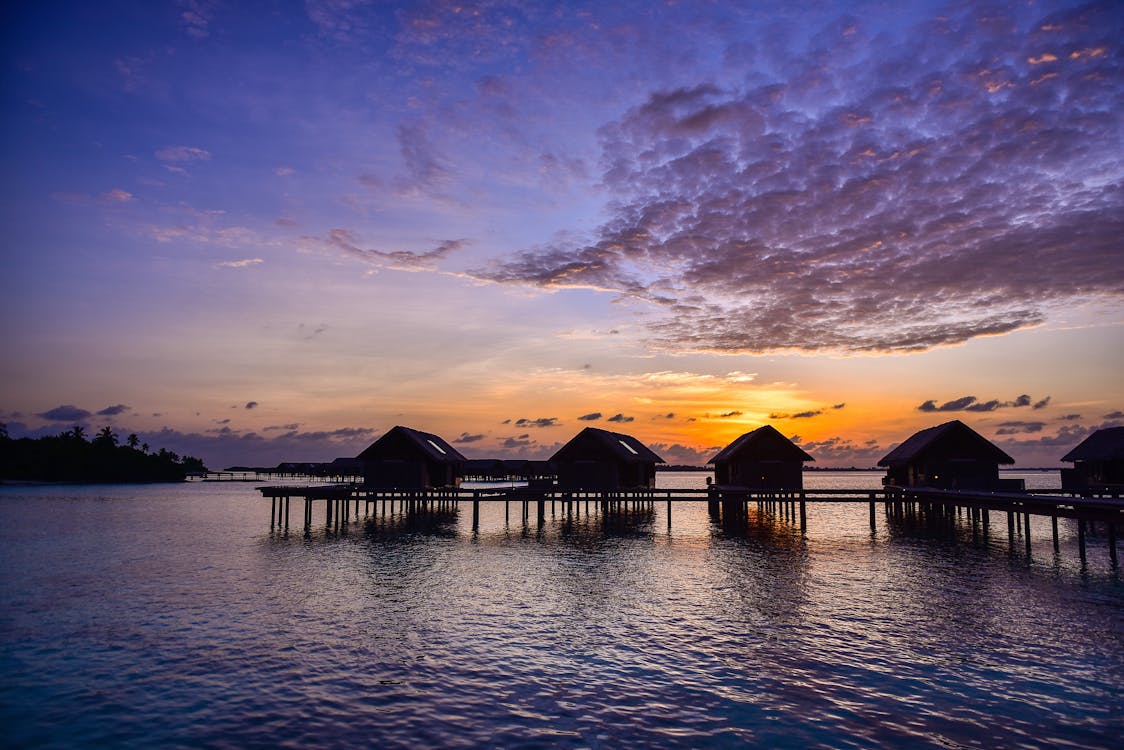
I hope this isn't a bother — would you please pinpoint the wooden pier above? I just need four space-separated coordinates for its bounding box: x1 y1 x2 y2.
257 484 1122 565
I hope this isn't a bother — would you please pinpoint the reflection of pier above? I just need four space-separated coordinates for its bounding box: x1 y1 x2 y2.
257 484 1121 564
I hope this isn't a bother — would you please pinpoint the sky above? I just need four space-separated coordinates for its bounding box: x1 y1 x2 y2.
1 0 1122 470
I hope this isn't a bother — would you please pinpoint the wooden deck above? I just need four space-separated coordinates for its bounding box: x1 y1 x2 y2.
256 483 1121 565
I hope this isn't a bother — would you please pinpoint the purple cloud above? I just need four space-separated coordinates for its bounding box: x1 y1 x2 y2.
303 229 465 273
472 2 1124 353
514 417 560 428
917 395 1049 413
97 404 130 416
37 405 92 422
453 432 485 443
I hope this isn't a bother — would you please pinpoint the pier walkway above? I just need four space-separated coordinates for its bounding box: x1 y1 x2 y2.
257 484 1122 564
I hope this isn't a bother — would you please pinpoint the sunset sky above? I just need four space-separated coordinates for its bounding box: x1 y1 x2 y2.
2 0 1121 469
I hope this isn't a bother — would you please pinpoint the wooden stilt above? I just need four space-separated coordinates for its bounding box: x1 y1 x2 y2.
1078 519 1087 564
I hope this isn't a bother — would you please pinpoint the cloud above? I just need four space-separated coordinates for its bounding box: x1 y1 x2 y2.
995 421 1046 435
245 401 258 410
577 412 602 421
396 122 453 196
718 410 743 418
454 432 485 443
178 0 215 39
833 403 846 410
649 442 717 466
1059 414 1082 421
917 395 1049 413
1105 411 1124 420
101 189 133 203
606 413 634 423
502 434 534 449
514 417 559 428
96 404 130 416
769 409 823 419
217 258 264 269
301 229 464 273
36 405 92 422
471 2 1124 354
793 435 886 467
155 146 211 163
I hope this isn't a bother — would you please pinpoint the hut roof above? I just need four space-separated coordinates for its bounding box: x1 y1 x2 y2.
709 425 814 465
1061 426 1124 462
356 425 466 463
877 420 1014 467
551 426 664 464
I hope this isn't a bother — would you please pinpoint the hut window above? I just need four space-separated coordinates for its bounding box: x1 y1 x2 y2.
619 440 638 455
427 439 447 455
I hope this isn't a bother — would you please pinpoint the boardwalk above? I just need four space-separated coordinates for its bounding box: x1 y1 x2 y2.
257 483 1122 564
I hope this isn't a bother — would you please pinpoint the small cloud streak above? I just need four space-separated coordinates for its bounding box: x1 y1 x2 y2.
156 145 211 163
577 412 602 421
606 413 634 423
217 258 264 269
97 404 130 416
301 229 465 273
37 404 92 422
245 401 258 410
514 417 559 428
917 395 1050 413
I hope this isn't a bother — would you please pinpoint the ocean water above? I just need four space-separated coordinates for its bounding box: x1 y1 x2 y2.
1 472 1121 749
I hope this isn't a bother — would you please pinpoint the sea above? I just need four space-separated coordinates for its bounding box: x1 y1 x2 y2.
1 471 1121 749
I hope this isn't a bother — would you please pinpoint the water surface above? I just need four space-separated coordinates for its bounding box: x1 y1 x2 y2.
1 473 1120 748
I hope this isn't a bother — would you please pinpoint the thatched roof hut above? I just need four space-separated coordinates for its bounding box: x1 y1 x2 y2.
551 427 664 489
356 425 466 489
1060 426 1124 492
710 425 814 490
878 419 1014 490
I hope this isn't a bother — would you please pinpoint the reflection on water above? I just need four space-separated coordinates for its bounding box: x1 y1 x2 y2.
0 475 1121 749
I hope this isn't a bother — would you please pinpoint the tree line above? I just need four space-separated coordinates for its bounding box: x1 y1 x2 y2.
0 424 207 482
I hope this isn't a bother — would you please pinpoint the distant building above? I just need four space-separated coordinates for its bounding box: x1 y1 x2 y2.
709 425 814 490
551 427 663 490
1060 426 1124 493
878 420 1015 490
356 425 466 489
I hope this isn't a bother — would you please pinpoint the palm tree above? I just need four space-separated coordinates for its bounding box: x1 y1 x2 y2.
95 426 117 447
127 433 140 450
69 425 87 442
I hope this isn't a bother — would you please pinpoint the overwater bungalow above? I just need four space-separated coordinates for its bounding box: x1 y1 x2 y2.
1060 426 1124 493
356 425 466 489
710 425 814 490
878 419 1016 491
551 427 663 490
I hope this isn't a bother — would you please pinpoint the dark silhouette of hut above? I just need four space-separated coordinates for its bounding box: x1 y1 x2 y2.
1060 426 1124 493
356 425 466 489
709 425 814 490
878 419 1015 490
551 427 663 490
